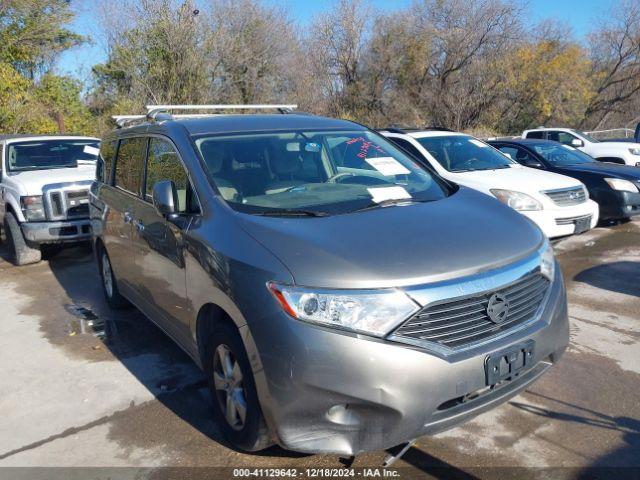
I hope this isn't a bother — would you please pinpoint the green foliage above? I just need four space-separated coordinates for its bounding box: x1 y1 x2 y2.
0 0 83 77
0 0 93 135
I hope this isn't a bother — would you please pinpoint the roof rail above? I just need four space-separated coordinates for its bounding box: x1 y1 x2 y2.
146 104 297 118
112 104 298 128
111 115 147 128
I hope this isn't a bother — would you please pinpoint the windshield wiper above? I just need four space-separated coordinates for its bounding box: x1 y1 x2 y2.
352 198 427 213
252 208 330 217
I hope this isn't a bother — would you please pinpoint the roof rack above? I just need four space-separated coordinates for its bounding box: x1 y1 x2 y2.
112 104 298 128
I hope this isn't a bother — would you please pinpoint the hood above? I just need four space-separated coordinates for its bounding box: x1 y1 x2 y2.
451 164 581 194
8 166 95 196
237 188 543 289
560 162 640 180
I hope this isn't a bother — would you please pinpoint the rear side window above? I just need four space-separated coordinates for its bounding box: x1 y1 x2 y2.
97 139 116 183
145 138 190 213
525 131 545 139
115 137 147 195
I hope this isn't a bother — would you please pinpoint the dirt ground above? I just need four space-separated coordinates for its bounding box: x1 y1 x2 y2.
0 221 638 480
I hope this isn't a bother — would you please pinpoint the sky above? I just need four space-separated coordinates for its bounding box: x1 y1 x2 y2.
55 0 618 82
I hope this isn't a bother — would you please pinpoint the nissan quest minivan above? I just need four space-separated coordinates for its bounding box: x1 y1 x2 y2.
90 106 569 456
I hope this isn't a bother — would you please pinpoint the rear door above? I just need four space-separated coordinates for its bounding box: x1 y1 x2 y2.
129 136 198 343
102 136 147 295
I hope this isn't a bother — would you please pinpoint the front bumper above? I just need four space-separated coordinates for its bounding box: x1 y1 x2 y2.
521 199 599 238
248 267 569 455
21 219 92 244
598 190 640 220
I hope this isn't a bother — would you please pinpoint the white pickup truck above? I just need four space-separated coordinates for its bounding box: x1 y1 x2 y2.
0 135 100 265
522 127 640 166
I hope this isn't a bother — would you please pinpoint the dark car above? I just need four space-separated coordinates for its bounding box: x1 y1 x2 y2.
488 138 640 221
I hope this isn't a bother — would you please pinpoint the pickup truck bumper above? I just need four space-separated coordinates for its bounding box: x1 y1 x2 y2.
21 219 92 244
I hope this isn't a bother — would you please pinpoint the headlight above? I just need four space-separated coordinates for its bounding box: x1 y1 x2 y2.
604 178 639 193
268 283 419 337
629 148 640 156
20 195 46 221
540 239 555 282
490 189 543 211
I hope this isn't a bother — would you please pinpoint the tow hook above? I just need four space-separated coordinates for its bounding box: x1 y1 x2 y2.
383 439 417 467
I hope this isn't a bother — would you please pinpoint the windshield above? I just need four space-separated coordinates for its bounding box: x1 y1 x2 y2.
415 135 515 172
194 129 450 215
533 143 595 166
572 130 600 143
7 139 99 172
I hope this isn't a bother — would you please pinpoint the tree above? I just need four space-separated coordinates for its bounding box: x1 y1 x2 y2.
0 0 83 78
494 40 595 133
0 0 91 134
582 0 640 129
207 0 300 104
305 0 374 118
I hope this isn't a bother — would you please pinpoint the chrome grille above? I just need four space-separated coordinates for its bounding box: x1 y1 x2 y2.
50 192 64 217
394 273 550 349
543 186 586 206
65 190 89 218
556 214 591 226
43 183 92 221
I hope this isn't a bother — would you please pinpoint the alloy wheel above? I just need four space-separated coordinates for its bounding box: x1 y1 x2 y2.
213 344 247 431
102 252 114 299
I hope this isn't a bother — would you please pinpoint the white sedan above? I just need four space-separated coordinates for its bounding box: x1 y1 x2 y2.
382 129 600 239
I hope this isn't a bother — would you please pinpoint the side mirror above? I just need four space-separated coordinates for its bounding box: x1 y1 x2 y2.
523 157 543 168
571 138 584 147
152 180 178 217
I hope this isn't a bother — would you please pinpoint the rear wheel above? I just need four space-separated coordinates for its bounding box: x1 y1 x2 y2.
206 323 271 452
99 247 129 309
4 212 41 266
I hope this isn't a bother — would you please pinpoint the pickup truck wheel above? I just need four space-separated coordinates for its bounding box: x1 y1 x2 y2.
99 249 129 309
207 323 272 452
4 212 41 266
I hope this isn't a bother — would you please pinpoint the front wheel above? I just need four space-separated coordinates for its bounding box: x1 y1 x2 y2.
207 323 272 452
4 212 41 266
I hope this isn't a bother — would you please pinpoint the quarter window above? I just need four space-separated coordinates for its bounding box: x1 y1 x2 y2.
115 137 147 194
145 138 190 213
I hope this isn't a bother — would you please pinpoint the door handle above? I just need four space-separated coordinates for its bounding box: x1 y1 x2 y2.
133 219 145 232
123 212 133 224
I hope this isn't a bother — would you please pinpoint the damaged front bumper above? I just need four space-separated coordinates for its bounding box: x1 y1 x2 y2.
249 267 569 456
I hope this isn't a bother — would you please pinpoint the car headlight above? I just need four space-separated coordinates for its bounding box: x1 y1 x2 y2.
540 239 555 282
490 189 543 211
268 282 419 337
604 178 639 193
20 195 46 221
629 148 640 156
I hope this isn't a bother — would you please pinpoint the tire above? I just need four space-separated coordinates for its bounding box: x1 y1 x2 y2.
206 322 272 452
4 212 41 266
98 246 130 309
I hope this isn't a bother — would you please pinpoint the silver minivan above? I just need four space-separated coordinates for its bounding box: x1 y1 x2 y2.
91 106 569 457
